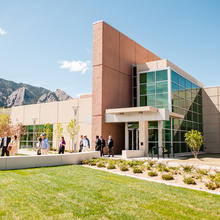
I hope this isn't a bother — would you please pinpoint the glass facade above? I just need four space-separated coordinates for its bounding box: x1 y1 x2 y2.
20 124 53 148
134 67 203 153
139 70 168 109
171 70 203 153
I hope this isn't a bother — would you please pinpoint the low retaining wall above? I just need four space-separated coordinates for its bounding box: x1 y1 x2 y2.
0 151 100 170
122 150 145 159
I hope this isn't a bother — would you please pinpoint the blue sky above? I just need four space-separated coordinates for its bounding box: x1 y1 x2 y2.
0 0 219 97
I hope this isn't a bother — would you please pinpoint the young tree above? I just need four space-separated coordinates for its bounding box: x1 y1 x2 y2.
0 113 11 137
54 123 63 150
185 130 203 159
43 123 52 149
67 119 80 152
10 122 26 149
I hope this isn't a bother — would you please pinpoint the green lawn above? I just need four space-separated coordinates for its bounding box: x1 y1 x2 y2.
0 166 219 220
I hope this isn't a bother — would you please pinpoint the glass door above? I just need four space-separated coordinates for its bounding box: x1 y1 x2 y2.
128 129 139 150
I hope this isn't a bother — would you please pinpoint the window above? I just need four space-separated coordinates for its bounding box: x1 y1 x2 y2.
140 84 146 95
147 84 155 94
156 93 168 106
139 73 146 84
147 94 155 106
156 81 168 93
146 72 155 83
140 96 147 106
171 70 179 84
156 70 167 81
179 75 186 88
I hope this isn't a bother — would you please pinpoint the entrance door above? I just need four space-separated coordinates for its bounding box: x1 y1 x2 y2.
128 129 139 150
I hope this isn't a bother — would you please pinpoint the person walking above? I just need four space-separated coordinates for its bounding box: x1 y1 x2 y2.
85 136 90 149
79 135 84 152
83 135 89 152
9 135 18 156
95 135 101 152
36 137 42 155
41 133 50 155
1 132 11 157
100 136 106 157
58 137 66 154
107 135 114 157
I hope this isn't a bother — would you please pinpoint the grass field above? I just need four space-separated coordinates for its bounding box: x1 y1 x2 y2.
0 165 219 220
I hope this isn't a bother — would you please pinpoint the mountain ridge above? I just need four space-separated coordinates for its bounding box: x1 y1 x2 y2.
0 78 72 107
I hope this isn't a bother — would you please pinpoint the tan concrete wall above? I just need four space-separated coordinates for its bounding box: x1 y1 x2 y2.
203 87 220 153
10 96 92 151
92 21 161 154
0 151 99 170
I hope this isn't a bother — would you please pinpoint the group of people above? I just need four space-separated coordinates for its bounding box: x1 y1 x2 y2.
36 133 66 155
79 135 90 152
95 135 114 157
1 131 113 157
36 133 50 155
0 132 18 156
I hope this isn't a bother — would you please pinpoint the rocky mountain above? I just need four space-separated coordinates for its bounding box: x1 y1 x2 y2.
0 78 72 107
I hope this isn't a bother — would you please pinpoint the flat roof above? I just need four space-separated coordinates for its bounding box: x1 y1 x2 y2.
106 106 184 119
136 59 204 88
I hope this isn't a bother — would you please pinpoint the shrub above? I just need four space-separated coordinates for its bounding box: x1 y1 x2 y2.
133 166 144 174
194 174 203 180
147 160 156 167
206 182 218 190
81 160 89 165
208 174 216 181
128 160 145 168
182 165 194 173
156 163 166 171
169 167 179 170
145 164 152 171
148 171 158 177
196 168 209 175
183 176 196 185
119 164 129 171
97 162 106 168
214 174 220 187
107 163 116 169
162 173 174 180
88 160 97 166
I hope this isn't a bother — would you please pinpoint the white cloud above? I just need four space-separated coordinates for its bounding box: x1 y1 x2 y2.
0 28 7 36
59 60 90 74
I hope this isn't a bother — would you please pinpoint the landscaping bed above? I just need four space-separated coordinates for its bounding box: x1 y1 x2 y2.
82 158 220 194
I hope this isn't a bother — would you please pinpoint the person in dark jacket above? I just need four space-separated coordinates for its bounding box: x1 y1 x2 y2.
100 136 106 157
95 135 101 151
79 135 84 152
1 132 11 157
107 135 114 157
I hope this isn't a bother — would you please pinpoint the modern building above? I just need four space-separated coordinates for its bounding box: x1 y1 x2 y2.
8 21 220 156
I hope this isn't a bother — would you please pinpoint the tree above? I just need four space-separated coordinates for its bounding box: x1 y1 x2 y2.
43 124 52 149
10 122 26 149
185 130 203 159
67 119 80 152
0 113 11 137
54 123 63 150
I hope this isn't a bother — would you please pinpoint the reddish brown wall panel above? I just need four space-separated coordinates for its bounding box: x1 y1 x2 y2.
92 21 161 153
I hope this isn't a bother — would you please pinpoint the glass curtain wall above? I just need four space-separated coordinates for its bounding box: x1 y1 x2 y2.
171 70 203 153
136 68 203 154
139 70 168 109
20 124 53 148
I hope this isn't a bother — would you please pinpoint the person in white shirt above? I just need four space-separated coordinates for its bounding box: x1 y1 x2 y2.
83 135 89 152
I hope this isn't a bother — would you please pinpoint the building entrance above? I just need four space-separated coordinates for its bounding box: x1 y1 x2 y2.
128 128 139 150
